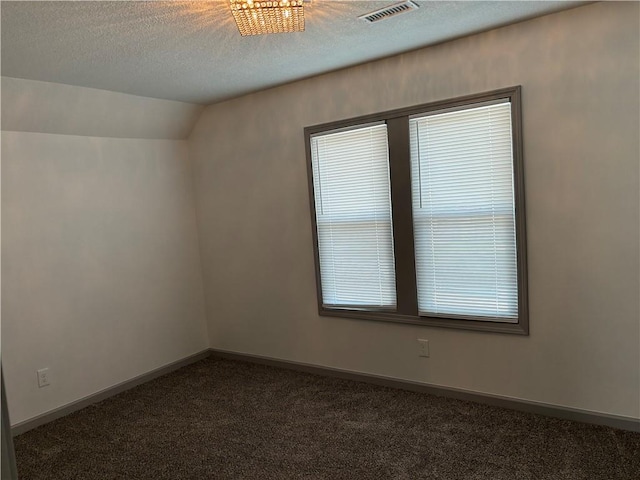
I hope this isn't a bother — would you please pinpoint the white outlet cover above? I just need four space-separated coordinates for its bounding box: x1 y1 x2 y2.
37 368 50 387
418 339 429 357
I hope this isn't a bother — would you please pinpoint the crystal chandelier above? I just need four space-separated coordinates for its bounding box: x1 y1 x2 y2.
229 0 305 36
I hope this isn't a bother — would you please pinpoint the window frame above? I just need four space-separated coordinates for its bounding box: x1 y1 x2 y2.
305 86 528 335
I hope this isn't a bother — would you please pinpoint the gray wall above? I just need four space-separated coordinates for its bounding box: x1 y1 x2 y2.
189 2 640 418
2 80 209 425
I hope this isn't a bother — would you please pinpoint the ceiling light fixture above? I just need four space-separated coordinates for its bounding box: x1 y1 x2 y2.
230 0 305 36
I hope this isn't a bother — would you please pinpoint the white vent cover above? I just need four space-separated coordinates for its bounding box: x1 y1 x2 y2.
359 1 419 23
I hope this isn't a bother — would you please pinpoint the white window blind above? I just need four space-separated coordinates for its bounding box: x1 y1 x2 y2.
409 102 518 321
311 124 397 308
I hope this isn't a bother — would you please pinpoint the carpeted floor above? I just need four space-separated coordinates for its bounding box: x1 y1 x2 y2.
14 357 640 479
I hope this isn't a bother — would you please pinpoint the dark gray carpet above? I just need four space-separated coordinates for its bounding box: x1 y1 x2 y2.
14 357 640 479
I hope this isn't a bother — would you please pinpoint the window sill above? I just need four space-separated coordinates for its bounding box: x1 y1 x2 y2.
319 307 529 335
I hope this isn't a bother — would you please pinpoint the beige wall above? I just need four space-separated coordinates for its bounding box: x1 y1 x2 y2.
2 2 638 427
2 82 208 425
1 77 203 140
190 2 640 418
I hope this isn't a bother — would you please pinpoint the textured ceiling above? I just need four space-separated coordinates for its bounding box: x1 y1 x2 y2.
1 1 586 105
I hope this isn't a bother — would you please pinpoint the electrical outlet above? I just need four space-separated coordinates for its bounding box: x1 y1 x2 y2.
37 368 50 388
417 339 429 357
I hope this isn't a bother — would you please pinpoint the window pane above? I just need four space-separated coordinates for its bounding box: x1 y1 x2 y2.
311 124 397 308
410 102 518 321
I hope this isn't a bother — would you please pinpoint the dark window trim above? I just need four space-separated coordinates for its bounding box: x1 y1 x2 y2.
304 86 529 335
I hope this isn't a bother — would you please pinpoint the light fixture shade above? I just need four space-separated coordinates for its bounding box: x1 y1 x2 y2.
230 1 305 36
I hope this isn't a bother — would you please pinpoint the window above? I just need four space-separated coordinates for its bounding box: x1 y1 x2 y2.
305 87 528 334
310 123 396 309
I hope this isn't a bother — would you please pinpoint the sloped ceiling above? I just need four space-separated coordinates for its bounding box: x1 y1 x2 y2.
1 1 586 105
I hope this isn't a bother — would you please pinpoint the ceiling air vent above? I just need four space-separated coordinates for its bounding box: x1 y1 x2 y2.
359 1 419 23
